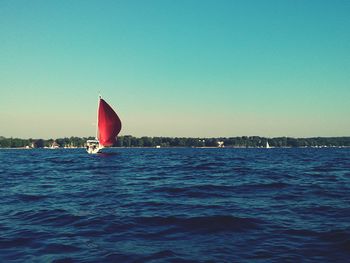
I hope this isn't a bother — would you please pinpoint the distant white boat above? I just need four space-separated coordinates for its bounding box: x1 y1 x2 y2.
50 141 60 149
266 141 270 148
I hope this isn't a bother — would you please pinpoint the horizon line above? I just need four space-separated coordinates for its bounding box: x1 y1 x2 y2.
1 135 350 140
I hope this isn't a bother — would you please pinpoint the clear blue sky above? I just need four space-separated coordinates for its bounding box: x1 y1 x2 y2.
0 0 349 138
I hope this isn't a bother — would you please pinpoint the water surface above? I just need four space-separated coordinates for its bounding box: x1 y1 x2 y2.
0 148 349 262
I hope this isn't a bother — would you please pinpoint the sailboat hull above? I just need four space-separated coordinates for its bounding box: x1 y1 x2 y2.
86 140 103 154
86 146 102 154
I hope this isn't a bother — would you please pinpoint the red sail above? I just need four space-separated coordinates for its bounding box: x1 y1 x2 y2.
98 98 122 147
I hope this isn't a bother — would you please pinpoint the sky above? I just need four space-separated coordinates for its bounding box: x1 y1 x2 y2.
0 0 349 138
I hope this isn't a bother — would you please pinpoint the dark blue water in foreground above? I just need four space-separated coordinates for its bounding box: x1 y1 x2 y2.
0 148 349 262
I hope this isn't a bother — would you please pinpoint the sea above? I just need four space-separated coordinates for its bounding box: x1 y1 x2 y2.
0 148 349 262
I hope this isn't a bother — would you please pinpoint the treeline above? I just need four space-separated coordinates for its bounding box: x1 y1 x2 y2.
1 136 350 148
115 136 350 147
0 136 93 148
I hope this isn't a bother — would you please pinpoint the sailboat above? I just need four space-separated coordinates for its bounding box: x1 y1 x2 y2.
86 96 122 154
266 140 270 149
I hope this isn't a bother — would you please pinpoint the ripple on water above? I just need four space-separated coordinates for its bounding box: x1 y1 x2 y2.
0 148 349 262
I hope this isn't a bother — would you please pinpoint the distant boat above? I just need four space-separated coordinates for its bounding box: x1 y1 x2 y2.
50 141 60 149
86 96 122 154
266 141 270 149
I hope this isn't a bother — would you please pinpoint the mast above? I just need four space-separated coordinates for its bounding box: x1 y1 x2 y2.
96 95 101 140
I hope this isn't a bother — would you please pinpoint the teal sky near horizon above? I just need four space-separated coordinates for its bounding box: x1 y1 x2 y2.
0 0 349 138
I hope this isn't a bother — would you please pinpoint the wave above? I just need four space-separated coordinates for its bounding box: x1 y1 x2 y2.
239 182 289 190
40 243 80 253
319 229 350 245
16 193 48 202
151 185 233 198
11 209 82 227
135 215 262 233
139 250 179 262
193 162 226 170
0 237 34 248
52 258 78 263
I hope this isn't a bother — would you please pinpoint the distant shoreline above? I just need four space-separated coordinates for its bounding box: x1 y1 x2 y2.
1 136 350 149
1 148 350 152
1 146 350 150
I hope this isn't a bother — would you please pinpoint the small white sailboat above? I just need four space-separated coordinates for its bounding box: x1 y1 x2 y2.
266 140 270 149
86 96 122 154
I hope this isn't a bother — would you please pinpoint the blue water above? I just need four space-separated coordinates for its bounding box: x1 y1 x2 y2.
0 148 349 262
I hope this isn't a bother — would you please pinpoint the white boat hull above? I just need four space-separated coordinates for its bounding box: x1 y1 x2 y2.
86 146 102 154
86 140 103 154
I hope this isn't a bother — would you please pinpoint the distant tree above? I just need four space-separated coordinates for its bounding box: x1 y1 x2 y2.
45 139 54 147
116 136 124 147
123 136 132 147
141 137 153 147
33 139 45 148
